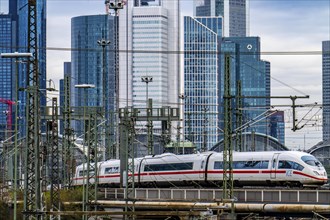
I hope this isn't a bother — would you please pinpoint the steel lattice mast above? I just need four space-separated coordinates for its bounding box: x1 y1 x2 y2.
63 75 74 187
23 0 44 219
223 54 234 202
49 98 60 220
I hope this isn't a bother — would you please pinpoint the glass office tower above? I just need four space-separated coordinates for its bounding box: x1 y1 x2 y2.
194 0 248 37
184 16 272 150
71 15 115 135
0 15 16 140
184 16 222 150
119 0 180 107
219 37 270 147
13 0 47 136
323 40 330 141
118 0 180 134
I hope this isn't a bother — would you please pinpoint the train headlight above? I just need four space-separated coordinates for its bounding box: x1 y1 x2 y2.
313 171 320 176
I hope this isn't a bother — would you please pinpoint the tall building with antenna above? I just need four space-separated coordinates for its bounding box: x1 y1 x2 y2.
323 40 330 141
194 0 249 37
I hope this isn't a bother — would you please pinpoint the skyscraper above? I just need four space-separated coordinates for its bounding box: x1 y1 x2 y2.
0 0 46 139
184 15 271 150
323 40 330 141
71 15 115 135
194 0 248 37
59 62 71 135
0 14 16 140
184 16 222 150
118 0 180 119
13 0 47 137
219 37 270 140
269 111 285 145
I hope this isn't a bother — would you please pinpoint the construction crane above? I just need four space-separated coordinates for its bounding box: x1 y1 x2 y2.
0 98 15 134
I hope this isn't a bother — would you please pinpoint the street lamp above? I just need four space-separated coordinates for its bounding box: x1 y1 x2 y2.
141 76 153 103
141 76 153 155
0 52 32 220
97 39 111 160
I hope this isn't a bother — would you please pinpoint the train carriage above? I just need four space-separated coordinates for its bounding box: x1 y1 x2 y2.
72 151 328 188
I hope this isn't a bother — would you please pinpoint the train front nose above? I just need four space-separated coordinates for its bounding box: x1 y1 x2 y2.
313 169 328 184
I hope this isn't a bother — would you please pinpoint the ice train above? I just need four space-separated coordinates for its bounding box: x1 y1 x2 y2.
72 151 328 187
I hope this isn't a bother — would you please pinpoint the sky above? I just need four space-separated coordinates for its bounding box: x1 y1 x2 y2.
0 0 329 150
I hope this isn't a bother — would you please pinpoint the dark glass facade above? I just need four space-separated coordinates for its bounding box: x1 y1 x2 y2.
184 16 222 150
59 62 71 135
269 110 285 145
14 0 47 137
71 15 115 135
219 37 271 143
0 15 16 140
184 16 275 150
323 41 330 141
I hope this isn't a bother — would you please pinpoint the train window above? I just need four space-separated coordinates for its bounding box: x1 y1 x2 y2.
278 160 292 169
104 167 119 174
301 156 322 167
144 162 193 171
79 170 94 177
201 160 205 169
233 160 268 169
260 161 269 169
214 161 223 169
278 160 304 171
292 162 304 171
79 170 84 177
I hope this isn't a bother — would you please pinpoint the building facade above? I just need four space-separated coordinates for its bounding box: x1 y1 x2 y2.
71 15 115 136
194 0 248 37
323 40 330 141
184 16 222 150
59 62 71 135
184 15 272 150
0 0 46 139
13 0 47 136
269 110 285 145
219 37 270 145
0 14 16 140
118 0 180 134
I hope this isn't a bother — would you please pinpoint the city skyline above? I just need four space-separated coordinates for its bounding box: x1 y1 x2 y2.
0 0 329 150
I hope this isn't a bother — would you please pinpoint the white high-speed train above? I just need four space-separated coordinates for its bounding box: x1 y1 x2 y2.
72 151 328 187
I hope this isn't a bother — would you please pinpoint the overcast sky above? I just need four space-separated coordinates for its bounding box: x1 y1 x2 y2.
1 0 329 150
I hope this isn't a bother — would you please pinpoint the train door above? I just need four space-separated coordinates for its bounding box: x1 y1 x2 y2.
271 153 280 179
199 156 206 179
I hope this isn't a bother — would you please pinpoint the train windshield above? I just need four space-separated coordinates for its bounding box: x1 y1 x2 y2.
301 156 322 167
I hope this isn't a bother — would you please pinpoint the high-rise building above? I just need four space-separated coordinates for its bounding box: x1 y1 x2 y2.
323 40 330 141
59 62 71 135
11 0 47 137
184 16 222 150
0 0 46 139
0 14 16 140
184 16 271 150
194 0 248 37
118 0 180 129
269 111 285 145
71 15 115 135
219 37 270 141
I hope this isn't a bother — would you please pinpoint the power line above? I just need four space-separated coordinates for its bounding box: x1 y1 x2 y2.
1 44 329 55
